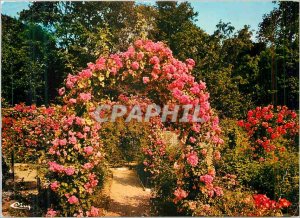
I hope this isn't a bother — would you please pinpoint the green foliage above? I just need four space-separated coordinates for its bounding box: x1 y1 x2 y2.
1 15 65 106
100 119 152 166
258 1 299 109
3 1 299 118
150 144 180 216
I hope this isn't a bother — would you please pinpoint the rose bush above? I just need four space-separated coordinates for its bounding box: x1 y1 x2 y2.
237 105 298 159
217 117 298 216
2 103 60 163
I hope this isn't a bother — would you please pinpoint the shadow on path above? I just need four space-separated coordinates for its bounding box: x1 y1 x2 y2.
104 168 151 217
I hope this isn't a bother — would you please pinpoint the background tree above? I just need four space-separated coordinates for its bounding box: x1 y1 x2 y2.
258 1 299 109
2 15 63 105
2 1 299 116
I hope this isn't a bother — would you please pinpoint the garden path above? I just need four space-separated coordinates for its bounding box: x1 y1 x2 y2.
104 167 151 216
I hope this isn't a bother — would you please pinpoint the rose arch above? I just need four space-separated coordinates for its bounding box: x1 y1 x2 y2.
47 39 223 216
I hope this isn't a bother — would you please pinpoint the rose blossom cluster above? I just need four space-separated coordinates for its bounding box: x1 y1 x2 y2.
253 194 291 210
46 109 102 216
238 105 298 154
2 103 60 162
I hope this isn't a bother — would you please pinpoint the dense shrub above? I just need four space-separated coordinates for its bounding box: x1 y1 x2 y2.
2 103 60 163
218 117 299 215
100 118 151 166
150 143 180 216
237 105 298 158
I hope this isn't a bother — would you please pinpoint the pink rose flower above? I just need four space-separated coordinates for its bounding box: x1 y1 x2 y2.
95 57 106 70
131 61 139 70
46 208 57 217
151 72 159 80
83 126 90 132
134 39 143 48
214 186 223 196
50 181 60 192
52 138 59 146
59 139 67 146
75 117 83 125
186 58 195 67
150 56 159 65
83 163 94 170
207 189 215 198
68 195 79 204
76 132 85 139
79 69 92 79
143 77 150 84
84 146 93 155
180 95 191 104
58 87 65 96
199 81 206 90
90 206 100 217
174 188 188 203
69 98 77 104
48 148 55 155
190 85 200 94
66 80 74 89
48 161 64 173
65 167 75 176
137 52 144 60
186 152 199 167
200 174 214 185
189 137 196 143
68 136 77 145
79 92 91 102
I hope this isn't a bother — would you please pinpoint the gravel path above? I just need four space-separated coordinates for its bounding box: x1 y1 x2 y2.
104 168 151 217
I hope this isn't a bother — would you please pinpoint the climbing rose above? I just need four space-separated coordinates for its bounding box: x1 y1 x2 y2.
69 98 77 104
83 163 94 170
143 77 150 84
150 56 159 65
68 136 77 145
186 58 195 67
189 137 196 143
83 126 91 132
201 149 207 156
59 139 67 146
214 186 223 196
174 188 188 203
131 61 139 70
68 195 79 204
58 87 65 96
84 146 93 155
89 206 100 217
49 162 64 173
79 69 92 79
46 208 57 217
200 174 214 185
50 181 60 192
186 152 199 167
137 52 144 60
65 167 75 176
79 93 92 102
214 150 221 160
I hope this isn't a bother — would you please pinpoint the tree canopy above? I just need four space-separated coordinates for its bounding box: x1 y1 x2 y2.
2 1 299 118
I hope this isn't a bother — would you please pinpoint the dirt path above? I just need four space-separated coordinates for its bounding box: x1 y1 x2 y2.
104 167 151 217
